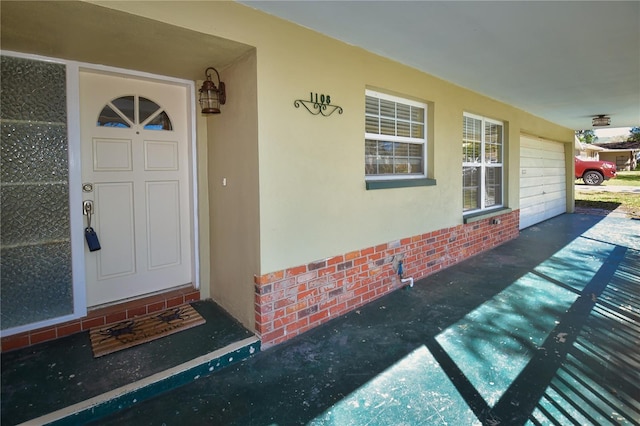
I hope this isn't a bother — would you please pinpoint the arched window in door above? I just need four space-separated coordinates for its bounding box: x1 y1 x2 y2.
97 95 172 130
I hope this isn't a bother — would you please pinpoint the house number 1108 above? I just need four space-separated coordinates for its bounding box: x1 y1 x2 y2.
294 92 342 116
311 92 331 105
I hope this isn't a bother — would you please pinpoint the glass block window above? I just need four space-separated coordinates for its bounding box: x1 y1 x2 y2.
365 90 426 179
98 95 172 131
1 55 73 330
463 113 504 212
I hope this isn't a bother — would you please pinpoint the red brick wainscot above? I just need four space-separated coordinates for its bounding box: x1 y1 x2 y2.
254 210 519 348
1 286 200 352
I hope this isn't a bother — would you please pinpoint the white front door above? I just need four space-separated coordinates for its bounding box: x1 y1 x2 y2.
80 71 192 307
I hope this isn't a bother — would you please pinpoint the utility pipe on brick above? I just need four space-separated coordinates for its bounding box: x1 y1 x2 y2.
397 260 414 288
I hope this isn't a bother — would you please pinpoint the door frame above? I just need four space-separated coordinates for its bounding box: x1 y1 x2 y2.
0 50 199 336
76 64 200 305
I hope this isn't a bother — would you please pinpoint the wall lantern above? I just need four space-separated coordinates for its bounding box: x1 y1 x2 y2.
199 67 226 114
592 115 611 127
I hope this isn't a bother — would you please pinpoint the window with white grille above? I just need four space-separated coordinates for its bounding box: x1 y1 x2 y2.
462 113 504 212
365 90 427 180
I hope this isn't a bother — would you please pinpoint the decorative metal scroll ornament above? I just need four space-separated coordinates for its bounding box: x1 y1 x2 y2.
294 92 343 117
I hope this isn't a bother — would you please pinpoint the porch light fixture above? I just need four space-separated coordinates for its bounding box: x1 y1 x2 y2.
592 115 611 127
199 67 226 114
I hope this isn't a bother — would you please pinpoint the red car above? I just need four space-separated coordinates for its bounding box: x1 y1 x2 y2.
575 156 617 186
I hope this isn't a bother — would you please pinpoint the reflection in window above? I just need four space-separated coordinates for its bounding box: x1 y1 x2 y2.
462 113 504 213
97 95 172 130
97 104 130 128
139 97 159 123
365 90 427 179
111 96 135 123
144 111 172 131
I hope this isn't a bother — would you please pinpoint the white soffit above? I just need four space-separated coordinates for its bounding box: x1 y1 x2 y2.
240 1 640 130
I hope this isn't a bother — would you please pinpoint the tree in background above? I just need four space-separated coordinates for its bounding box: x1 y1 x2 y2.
627 127 640 143
575 129 598 144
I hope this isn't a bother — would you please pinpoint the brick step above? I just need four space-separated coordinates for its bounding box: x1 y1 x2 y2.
2 286 201 353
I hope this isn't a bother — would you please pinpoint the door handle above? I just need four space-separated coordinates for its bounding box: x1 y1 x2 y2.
83 200 94 228
83 200 101 251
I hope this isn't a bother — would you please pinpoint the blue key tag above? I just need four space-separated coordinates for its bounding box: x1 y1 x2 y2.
85 227 101 252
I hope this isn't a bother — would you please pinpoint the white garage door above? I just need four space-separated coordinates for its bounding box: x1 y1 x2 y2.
520 136 567 229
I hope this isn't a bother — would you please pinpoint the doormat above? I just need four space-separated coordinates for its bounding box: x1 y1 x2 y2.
89 304 206 358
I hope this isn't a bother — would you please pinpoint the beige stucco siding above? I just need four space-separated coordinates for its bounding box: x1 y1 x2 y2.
207 50 260 327
94 1 574 275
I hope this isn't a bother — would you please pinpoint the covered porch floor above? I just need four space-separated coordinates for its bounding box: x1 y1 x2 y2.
2 212 639 425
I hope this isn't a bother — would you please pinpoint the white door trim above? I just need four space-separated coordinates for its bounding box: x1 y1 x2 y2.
0 50 199 336
77 64 200 301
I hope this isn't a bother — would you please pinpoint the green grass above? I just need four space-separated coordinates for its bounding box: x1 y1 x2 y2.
603 170 640 186
575 171 640 218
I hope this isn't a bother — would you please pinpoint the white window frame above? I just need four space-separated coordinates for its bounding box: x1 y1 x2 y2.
462 112 504 214
365 90 427 181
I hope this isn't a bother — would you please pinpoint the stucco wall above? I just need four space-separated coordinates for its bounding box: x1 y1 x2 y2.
95 1 574 272
208 50 260 328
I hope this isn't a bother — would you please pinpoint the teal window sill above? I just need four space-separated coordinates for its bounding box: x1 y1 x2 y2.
463 207 512 224
366 178 437 190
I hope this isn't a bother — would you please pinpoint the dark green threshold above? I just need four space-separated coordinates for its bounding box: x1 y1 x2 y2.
92 214 639 426
1 300 258 426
